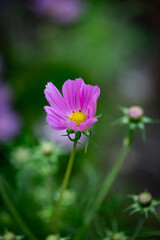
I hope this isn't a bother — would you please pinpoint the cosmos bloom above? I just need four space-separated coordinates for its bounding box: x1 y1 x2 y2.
0 81 21 142
44 78 100 132
32 0 84 25
0 110 21 142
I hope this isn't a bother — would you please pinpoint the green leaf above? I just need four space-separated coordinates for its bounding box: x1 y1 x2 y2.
83 129 90 137
95 113 102 118
85 139 89 154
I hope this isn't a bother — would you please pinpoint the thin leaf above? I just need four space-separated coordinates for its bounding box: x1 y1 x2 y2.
85 139 89 154
95 113 102 119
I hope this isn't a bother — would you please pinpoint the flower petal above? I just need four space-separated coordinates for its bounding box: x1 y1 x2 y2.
62 78 84 112
80 85 100 116
65 120 80 132
79 117 98 131
44 106 69 130
44 82 69 115
87 86 100 117
44 106 66 120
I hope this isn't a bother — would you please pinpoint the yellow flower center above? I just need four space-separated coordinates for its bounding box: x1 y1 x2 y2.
69 110 87 126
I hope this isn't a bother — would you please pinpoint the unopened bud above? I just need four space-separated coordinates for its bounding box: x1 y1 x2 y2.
113 232 127 240
138 192 152 206
3 232 15 240
41 142 54 155
103 229 128 240
45 235 59 240
129 106 144 120
12 147 30 164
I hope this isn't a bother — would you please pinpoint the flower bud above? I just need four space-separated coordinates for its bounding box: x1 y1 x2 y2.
41 142 54 155
3 232 15 240
11 147 31 167
54 189 76 207
112 232 127 240
45 235 59 240
138 192 152 206
128 106 144 120
128 192 160 218
116 105 157 143
103 229 128 240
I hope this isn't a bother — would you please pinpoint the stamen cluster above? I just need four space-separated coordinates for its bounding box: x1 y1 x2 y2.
69 110 87 126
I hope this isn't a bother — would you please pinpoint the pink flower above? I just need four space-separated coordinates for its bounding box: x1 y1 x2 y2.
31 0 84 25
0 81 22 142
0 110 21 142
44 78 100 132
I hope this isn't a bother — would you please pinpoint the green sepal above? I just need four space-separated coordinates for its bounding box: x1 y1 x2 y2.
65 129 81 142
128 194 138 201
152 199 160 207
67 131 81 142
142 116 160 124
112 116 129 126
119 106 129 114
66 128 75 134
75 131 81 141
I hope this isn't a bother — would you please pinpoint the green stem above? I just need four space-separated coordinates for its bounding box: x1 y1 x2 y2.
0 177 38 240
74 135 132 240
130 218 144 240
89 141 129 217
55 140 77 233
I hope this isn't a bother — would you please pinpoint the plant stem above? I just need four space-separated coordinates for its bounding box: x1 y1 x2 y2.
74 135 132 240
55 140 77 233
0 177 38 240
88 141 129 218
130 218 145 240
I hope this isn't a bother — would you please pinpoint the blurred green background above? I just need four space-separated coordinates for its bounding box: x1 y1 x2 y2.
0 0 160 239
